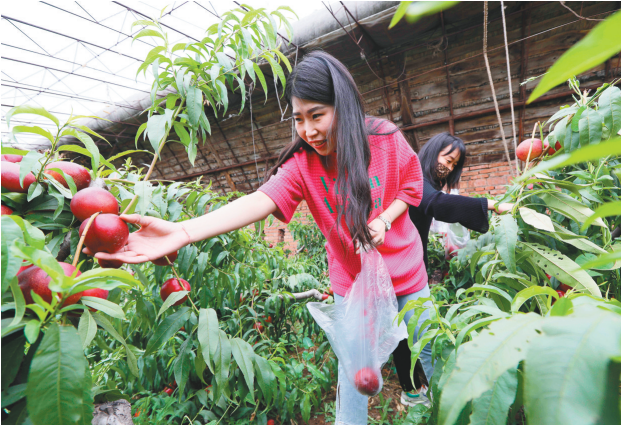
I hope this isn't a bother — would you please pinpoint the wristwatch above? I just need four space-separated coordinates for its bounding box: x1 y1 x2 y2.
377 215 391 231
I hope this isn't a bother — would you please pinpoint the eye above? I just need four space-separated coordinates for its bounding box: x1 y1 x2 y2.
294 118 302 122
313 113 322 119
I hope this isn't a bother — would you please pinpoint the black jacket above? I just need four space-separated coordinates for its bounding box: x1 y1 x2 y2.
408 179 490 269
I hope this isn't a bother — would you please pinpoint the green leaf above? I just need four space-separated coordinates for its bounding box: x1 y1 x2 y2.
273 49 292 73
519 207 554 232
198 308 219 375
1 335 25 391
410 328 441 380
9 214 47 250
145 307 190 356
81 297 125 319
26 323 93 425
92 313 139 377
253 354 275 407
133 29 165 43
520 242 601 297
578 108 602 147
494 215 518 273
524 305 621 425
571 106 586 132
554 233 607 255
263 54 285 94
56 145 114 171
63 128 100 172
511 286 561 312
173 338 192 397
598 86 621 135
1 147 28 156
173 122 191 147
301 393 311 423
469 367 518 425
131 19 159 28
20 150 43 188
439 314 543 425
11 125 54 144
550 296 573 317
522 137 621 178
69 124 109 145
528 11 621 102
157 291 188 318
78 309 97 349
1 383 27 409
580 200 621 230
253 63 268 101
146 109 174 153
230 338 255 398
212 330 232 398
186 86 203 127
134 181 154 216
404 1 459 24
134 122 147 148
2 218 23 294
389 1 413 28
577 249 621 270
539 192 605 227
5 105 59 127
24 319 41 343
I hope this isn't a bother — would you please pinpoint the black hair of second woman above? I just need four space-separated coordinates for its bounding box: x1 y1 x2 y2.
264 51 397 248
418 132 466 191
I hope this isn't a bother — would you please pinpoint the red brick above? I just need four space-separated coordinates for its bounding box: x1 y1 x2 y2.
473 179 487 187
485 186 495 190
488 176 508 185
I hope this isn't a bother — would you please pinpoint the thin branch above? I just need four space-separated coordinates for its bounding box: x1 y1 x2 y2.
483 1 515 176
501 1 520 175
559 1 604 21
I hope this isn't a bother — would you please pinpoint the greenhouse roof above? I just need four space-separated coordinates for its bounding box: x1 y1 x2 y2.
1 0 325 149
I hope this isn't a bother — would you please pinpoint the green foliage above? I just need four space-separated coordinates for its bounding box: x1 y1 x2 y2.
389 1 460 28
529 10 621 102
0 5 340 425
403 80 621 425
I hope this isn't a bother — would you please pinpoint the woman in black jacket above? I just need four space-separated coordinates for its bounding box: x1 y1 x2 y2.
395 132 512 407
410 132 512 270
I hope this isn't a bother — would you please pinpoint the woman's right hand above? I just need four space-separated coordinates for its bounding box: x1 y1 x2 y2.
488 199 514 214
84 214 191 264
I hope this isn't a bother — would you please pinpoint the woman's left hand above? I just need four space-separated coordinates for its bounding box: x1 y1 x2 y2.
355 219 386 254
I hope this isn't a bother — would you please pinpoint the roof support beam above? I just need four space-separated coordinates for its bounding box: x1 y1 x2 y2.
201 135 237 192
214 120 253 191
168 154 280 181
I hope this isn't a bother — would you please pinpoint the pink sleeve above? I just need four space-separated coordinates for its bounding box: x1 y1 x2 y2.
395 132 424 207
258 157 304 223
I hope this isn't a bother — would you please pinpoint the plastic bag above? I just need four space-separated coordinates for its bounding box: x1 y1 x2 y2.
430 189 459 236
444 222 470 259
307 249 407 397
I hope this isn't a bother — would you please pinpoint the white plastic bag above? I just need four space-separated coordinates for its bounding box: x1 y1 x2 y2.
307 249 407 396
430 189 459 236
444 222 470 259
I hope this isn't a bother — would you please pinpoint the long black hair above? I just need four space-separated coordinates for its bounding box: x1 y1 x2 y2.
265 51 381 248
418 132 466 191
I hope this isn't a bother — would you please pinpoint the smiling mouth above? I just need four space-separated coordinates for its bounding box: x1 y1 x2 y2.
308 139 327 149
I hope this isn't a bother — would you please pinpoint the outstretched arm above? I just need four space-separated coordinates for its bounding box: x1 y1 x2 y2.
92 191 278 263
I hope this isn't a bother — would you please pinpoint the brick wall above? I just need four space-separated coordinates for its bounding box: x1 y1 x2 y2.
263 161 515 246
263 200 311 252
459 161 513 196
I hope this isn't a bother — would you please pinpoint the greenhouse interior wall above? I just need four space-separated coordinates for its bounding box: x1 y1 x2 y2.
70 1 620 250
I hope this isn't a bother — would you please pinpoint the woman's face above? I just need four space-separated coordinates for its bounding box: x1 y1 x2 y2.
292 97 336 156
437 144 461 173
